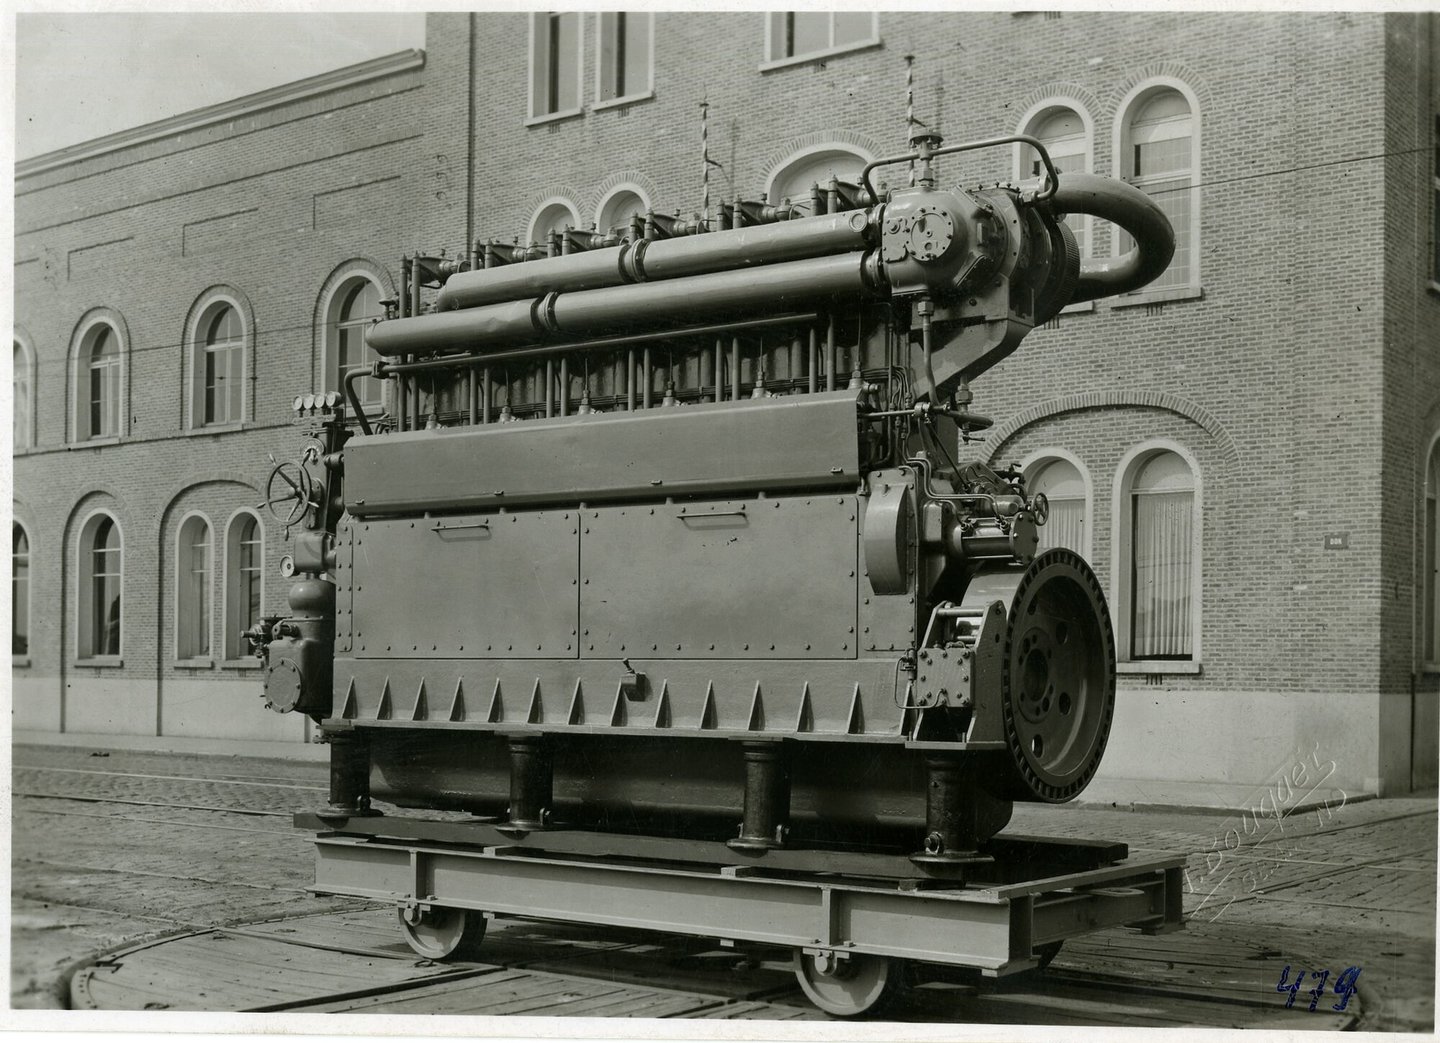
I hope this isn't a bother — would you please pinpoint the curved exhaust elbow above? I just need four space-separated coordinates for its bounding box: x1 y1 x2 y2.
1048 173 1176 303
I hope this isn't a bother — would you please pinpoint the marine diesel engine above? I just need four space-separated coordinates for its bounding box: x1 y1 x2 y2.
250 133 1174 868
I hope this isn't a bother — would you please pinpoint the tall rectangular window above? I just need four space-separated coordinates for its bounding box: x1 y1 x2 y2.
13 525 29 656
80 515 122 658
88 328 121 438
765 12 876 64
1431 114 1439 284
1128 451 1196 660
1425 444 1439 664
531 12 582 119
1120 89 1196 292
203 306 244 425
597 12 652 104
227 513 264 661
177 517 211 659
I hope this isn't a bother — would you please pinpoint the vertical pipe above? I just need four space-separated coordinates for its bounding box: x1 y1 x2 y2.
730 336 741 400
700 100 710 229
322 731 375 817
545 359 554 418
810 183 824 216
727 741 791 851
701 340 714 402
825 315 836 392
807 329 818 394
559 357 569 416
467 367 477 425
642 347 653 408
714 339 723 402
482 367 491 424
626 349 636 410
788 335 801 387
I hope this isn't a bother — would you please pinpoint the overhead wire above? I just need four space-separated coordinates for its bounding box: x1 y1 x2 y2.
13 142 1436 379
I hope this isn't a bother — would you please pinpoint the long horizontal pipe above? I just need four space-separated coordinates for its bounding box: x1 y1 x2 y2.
435 210 871 311
370 252 881 357
377 313 820 375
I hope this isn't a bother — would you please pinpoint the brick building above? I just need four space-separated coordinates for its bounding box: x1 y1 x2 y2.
12 12 1439 798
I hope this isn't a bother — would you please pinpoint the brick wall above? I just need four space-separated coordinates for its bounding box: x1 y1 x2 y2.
12 12 1436 784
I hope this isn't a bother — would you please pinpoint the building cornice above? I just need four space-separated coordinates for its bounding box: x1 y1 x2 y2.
16 49 425 180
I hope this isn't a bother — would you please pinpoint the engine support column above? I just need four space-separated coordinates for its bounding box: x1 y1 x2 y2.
728 740 791 851
504 736 553 831
321 729 379 818
910 754 1003 866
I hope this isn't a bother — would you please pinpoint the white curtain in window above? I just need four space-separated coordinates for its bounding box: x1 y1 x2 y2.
178 517 211 658
1028 458 1086 554
1131 489 1193 657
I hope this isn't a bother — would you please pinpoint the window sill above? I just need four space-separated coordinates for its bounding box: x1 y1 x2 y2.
221 659 261 672
12 656 31 668
74 657 123 669
174 657 214 670
1059 300 1095 316
592 91 654 112
524 107 584 128
1421 662 1440 676
759 37 881 72
1427 280 1440 300
187 421 247 436
1108 285 1204 309
1117 660 1202 675
69 435 122 449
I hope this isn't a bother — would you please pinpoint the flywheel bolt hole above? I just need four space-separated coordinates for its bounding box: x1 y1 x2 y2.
1031 735 1044 757
1059 692 1072 715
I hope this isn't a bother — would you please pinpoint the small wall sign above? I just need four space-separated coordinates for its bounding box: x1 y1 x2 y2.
1323 532 1350 550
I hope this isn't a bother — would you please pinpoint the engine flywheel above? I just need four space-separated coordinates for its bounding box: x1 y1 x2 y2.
995 548 1115 802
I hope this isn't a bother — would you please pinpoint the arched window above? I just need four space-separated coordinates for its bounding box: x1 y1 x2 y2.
1423 437 1440 666
176 514 212 660
527 199 583 250
327 277 384 409
13 523 30 657
1027 455 1089 556
76 324 122 441
190 299 245 427
1119 449 1199 660
14 340 34 450
1020 104 1092 258
78 512 122 659
765 145 871 210
225 511 264 662
595 187 649 240
1118 85 1199 293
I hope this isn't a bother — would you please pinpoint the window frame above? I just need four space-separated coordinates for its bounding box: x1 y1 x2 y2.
187 291 249 430
1430 113 1439 295
1111 440 1203 672
1111 78 1203 307
1015 100 1096 314
526 197 585 250
1423 430 1440 672
760 11 880 71
593 183 652 240
13 521 32 664
320 271 387 413
13 335 36 451
527 11 586 126
70 316 125 444
224 509 265 666
1019 448 1093 561
763 143 874 211
75 509 124 664
593 12 655 111
174 512 214 664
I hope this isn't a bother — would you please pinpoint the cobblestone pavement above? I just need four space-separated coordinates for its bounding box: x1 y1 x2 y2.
11 743 1436 1029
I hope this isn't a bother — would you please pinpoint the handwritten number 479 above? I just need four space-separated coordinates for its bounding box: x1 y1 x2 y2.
1277 965 1362 1012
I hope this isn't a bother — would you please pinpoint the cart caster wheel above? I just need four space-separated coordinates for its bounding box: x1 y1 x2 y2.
792 949 906 1018
396 906 487 960
1034 940 1063 971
